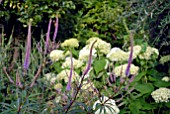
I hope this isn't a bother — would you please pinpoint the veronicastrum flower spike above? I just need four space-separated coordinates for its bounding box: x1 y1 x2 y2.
125 32 134 77
45 18 52 54
23 20 32 70
66 52 73 91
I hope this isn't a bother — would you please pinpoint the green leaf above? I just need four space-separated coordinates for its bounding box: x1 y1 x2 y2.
165 102 170 108
94 58 106 74
133 71 147 82
153 81 170 87
129 102 139 114
135 83 154 94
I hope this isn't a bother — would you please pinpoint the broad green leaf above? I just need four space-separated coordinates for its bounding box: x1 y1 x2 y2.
94 58 106 74
135 83 154 94
153 81 170 87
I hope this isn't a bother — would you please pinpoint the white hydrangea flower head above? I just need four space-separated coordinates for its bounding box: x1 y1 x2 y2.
151 88 170 103
79 45 97 62
139 46 159 60
56 69 79 83
50 50 65 62
62 57 84 69
93 96 120 114
44 73 57 84
162 76 170 82
128 45 142 59
114 64 139 77
81 66 93 79
55 96 61 103
106 47 129 61
54 83 63 90
80 80 95 92
86 37 111 55
61 38 79 48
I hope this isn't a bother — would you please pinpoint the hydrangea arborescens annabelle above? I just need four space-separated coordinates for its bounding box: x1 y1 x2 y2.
54 83 63 90
81 80 95 92
107 47 129 61
139 46 159 60
79 45 97 62
151 87 170 103
50 50 65 62
61 38 79 48
86 37 111 55
62 57 83 69
128 45 142 59
93 96 120 114
44 73 57 84
114 64 139 77
162 76 170 82
56 69 79 83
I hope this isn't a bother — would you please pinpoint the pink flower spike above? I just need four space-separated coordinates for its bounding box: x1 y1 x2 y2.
125 33 134 77
83 40 97 76
66 52 73 91
23 21 32 70
45 18 52 54
53 15 58 43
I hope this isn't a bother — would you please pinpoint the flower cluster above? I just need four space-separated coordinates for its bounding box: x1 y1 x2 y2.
151 87 170 103
86 37 111 55
62 57 83 69
114 64 139 77
61 38 79 48
56 69 79 83
49 50 65 62
79 45 97 62
107 47 129 61
139 46 159 60
44 73 57 84
162 76 170 82
93 96 120 114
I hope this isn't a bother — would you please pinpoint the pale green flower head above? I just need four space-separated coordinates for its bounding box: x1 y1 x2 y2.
44 73 57 84
128 45 142 59
93 96 120 114
62 57 84 69
79 45 97 62
56 69 79 83
50 49 65 62
139 46 159 60
162 76 170 82
107 47 129 62
151 88 170 103
61 38 79 48
87 37 111 55
114 63 139 77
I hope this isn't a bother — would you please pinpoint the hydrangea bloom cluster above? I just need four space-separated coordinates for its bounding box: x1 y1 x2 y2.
128 45 142 59
44 73 57 84
81 80 95 92
151 87 170 103
61 38 79 48
56 69 79 83
114 64 139 77
49 50 65 62
162 76 170 82
107 47 129 61
79 45 97 62
86 37 111 55
62 57 83 69
139 46 159 60
93 96 120 114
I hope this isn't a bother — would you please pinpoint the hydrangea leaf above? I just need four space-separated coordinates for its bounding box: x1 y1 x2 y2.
153 81 170 87
93 58 106 74
135 83 154 94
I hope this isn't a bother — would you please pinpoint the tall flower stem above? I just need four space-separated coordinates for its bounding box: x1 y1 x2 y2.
45 18 52 54
65 40 97 113
23 20 32 70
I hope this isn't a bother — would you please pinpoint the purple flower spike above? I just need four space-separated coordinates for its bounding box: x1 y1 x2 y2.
66 52 73 91
53 15 58 43
83 40 97 76
23 21 32 70
45 18 52 54
125 33 134 77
